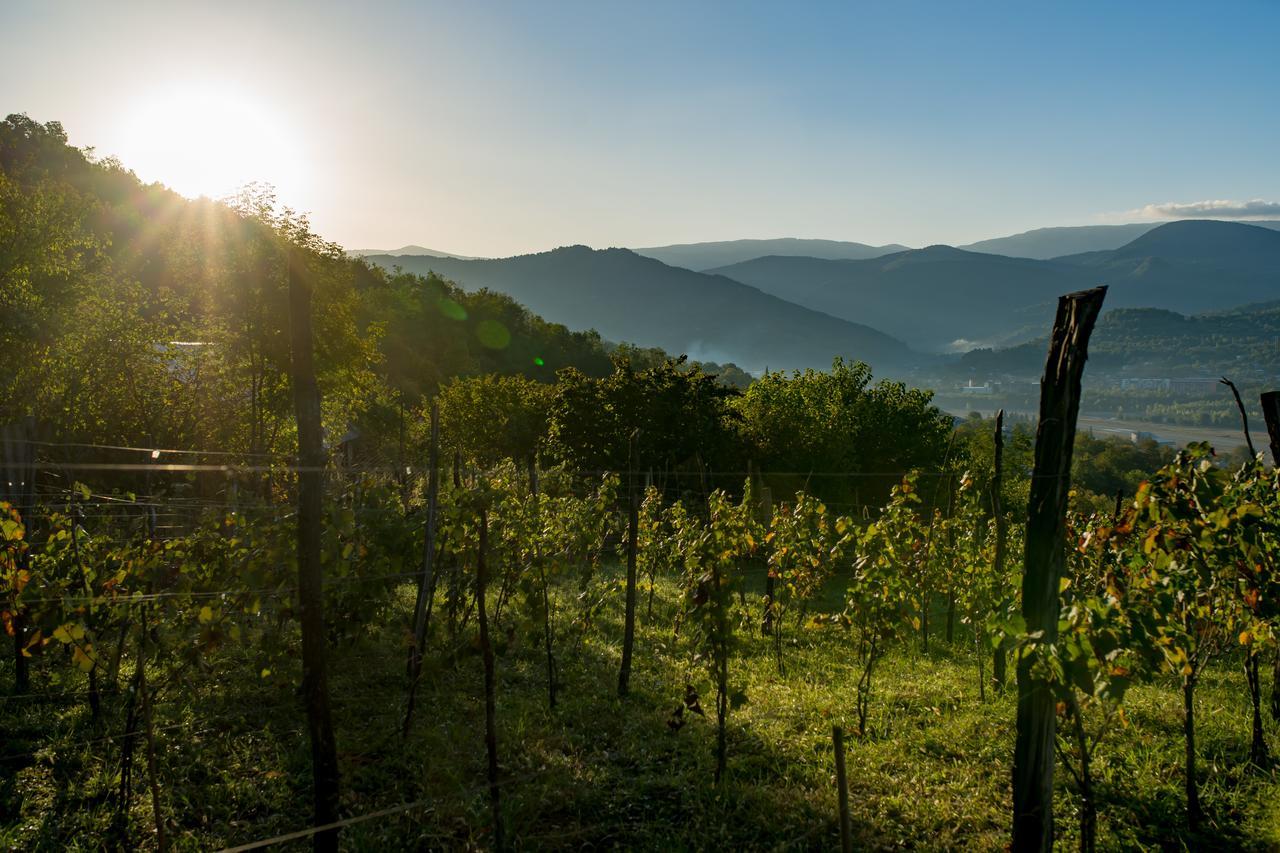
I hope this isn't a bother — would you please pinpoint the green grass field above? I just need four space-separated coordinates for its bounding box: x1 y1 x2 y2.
3 567 1278 851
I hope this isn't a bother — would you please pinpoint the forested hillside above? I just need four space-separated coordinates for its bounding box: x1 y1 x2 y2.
365 248 917 374
955 302 1280 378
0 116 793 458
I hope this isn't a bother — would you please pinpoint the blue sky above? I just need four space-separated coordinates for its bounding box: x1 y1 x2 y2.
4 0 1279 255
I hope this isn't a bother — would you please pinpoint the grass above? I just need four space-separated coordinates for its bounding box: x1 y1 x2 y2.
2 565 1279 851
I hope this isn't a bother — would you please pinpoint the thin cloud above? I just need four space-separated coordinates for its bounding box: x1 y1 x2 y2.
1131 199 1280 219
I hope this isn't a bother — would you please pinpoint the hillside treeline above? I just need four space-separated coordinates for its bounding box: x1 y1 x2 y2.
1 114 948 507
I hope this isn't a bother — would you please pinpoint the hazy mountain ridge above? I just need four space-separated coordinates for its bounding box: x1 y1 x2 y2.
959 220 1280 259
709 247 1080 351
630 238 909 271
348 245 479 259
959 224 1157 258
365 246 916 373
710 221 1280 352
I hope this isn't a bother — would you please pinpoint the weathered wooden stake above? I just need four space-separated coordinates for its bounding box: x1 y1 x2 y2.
288 249 341 852
618 429 640 697
1261 392 1280 724
1220 377 1256 457
991 409 1007 693
531 456 558 708
761 482 776 637
833 726 852 853
477 508 503 851
1260 391 1280 466
139 607 167 852
403 402 440 736
1012 286 1106 853
2 417 37 694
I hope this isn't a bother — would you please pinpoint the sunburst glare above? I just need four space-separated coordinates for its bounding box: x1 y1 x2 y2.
118 81 305 202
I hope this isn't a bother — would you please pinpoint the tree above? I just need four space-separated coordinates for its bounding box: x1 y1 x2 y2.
734 358 950 507
435 373 551 468
547 355 738 478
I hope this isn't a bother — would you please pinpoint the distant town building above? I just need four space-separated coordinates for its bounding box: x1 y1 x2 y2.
1117 377 1218 395
959 379 996 395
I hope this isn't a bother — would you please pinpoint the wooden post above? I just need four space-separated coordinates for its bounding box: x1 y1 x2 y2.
1012 286 1106 853
403 402 441 736
477 508 503 851
1261 392 1280 724
1219 377 1256 457
287 249 341 852
531 455 557 708
1260 391 1280 466
2 418 37 694
138 607 167 852
618 429 640 697
991 409 1007 693
645 468 657 621
833 726 852 853
945 475 956 645
760 484 776 637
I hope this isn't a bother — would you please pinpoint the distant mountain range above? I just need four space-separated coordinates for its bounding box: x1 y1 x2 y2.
958 221 1280 259
957 224 1159 259
357 220 1280 373
349 245 478 259
352 220 1280 267
364 246 914 373
632 238 908 271
709 247 1073 351
711 220 1280 352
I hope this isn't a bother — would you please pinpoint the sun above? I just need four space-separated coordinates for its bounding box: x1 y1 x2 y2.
118 82 305 201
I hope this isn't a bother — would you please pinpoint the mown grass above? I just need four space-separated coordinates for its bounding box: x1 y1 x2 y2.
2 565 1278 851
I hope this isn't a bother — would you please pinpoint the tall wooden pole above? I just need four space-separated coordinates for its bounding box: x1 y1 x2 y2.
477 508 503 851
404 402 441 736
2 417 37 694
618 429 640 696
833 726 852 853
1259 391 1280 466
1012 286 1106 852
288 249 341 852
991 409 1007 693
1259 391 1280 724
1219 377 1256 457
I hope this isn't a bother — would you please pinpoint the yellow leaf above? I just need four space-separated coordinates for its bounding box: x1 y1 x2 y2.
198 606 214 624
72 644 95 672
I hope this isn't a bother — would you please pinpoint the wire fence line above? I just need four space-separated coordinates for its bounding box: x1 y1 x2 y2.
3 443 992 848
214 763 607 853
